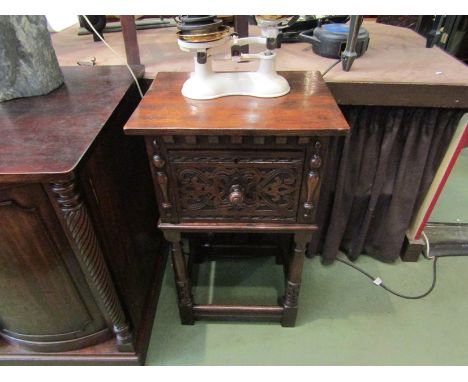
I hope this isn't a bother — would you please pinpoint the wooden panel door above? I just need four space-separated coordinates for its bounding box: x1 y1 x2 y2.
0 184 108 350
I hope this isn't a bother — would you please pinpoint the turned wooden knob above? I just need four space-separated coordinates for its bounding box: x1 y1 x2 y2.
229 185 244 205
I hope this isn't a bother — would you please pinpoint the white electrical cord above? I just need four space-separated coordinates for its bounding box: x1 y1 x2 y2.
81 15 144 99
421 230 433 259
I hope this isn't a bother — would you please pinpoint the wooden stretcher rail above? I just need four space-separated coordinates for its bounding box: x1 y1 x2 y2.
193 305 284 321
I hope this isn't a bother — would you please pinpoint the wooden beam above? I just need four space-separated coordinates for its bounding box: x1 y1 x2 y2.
120 16 141 65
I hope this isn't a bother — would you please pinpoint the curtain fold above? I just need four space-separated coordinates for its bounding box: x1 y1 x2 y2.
309 106 466 263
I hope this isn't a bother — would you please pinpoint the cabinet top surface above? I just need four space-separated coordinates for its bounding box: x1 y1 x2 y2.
124 71 349 136
0 65 141 182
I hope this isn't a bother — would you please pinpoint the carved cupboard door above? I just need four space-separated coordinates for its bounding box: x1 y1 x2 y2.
0 184 107 350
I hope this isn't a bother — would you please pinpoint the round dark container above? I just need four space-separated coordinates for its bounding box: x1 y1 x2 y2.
300 23 370 59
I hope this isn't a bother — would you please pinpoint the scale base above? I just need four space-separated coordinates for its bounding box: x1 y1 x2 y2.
181 71 290 100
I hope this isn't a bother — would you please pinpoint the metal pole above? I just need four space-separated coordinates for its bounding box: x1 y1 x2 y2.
341 15 364 72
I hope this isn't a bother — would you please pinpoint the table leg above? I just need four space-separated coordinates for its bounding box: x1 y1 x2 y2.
281 232 309 327
120 16 141 65
163 231 195 325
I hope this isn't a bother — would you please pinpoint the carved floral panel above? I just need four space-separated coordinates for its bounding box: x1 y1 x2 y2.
169 150 304 221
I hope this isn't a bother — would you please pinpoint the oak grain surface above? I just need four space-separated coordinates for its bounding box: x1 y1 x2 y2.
0 65 143 182
124 71 349 136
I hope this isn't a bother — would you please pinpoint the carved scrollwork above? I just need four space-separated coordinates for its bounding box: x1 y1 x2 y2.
260 170 296 208
176 166 300 216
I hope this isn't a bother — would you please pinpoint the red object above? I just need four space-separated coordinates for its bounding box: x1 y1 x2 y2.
415 121 468 239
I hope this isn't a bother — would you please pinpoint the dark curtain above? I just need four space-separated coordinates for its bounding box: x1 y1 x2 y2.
308 106 466 263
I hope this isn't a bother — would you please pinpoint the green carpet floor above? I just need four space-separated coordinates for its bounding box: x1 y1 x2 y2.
146 149 468 366
429 148 468 224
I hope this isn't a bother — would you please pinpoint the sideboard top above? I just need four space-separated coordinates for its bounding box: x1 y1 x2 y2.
124 71 349 136
0 65 142 183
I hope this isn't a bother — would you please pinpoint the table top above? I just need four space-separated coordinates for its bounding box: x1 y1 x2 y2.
301 21 468 87
124 71 349 136
51 21 468 107
0 65 142 183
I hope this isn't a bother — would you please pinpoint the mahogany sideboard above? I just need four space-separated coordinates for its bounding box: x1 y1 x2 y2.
125 71 349 326
0 66 164 365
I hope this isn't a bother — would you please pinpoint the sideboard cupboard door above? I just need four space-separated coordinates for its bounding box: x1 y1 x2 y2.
0 184 109 351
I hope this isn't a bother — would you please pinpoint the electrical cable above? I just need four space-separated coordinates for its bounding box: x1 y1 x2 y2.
321 58 341 77
335 257 438 300
81 15 144 99
421 230 432 259
334 230 468 300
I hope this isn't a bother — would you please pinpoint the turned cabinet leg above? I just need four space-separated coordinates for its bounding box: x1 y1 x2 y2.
164 231 195 325
281 232 309 327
